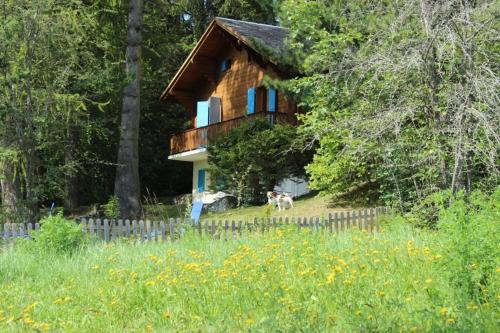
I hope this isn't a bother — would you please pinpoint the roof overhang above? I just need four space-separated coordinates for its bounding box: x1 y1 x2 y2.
168 148 208 162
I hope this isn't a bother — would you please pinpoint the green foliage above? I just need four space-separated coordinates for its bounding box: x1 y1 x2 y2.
207 118 311 205
103 196 120 219
1 0 286 216
22 213 88 255
437 188 500 302
278 0 499 208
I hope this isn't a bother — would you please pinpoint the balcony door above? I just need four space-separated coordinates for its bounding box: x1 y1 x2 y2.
196 97 221 128
196 101 209 128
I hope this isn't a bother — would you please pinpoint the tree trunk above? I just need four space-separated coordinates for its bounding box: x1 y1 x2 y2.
114 0 144 218
0 160 21 223
64 123 79 212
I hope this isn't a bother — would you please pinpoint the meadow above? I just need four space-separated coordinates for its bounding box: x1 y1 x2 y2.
0 193 498 332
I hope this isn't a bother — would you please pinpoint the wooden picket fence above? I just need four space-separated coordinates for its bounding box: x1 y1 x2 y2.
1 207 387 243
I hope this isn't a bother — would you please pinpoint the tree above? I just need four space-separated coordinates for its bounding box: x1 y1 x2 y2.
0 0 112 220
208 118 311 205
114 0 144 218
278 0 499 208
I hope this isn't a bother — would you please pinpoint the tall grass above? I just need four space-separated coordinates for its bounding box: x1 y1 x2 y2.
0 192 498 332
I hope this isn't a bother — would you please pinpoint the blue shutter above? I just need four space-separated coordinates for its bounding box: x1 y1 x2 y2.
247 88 256 114
196 101 209 127
197 169 205 193
268 88 277 112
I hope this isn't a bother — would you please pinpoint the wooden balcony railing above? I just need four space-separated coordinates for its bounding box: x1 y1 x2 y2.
170 112 297 155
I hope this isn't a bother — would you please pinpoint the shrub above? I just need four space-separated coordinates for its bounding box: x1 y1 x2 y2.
103 196 120 219
437 187 500 301
208 118 312 205
26 213 88 255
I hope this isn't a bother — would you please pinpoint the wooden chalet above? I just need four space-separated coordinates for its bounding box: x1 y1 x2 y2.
161 17 303 198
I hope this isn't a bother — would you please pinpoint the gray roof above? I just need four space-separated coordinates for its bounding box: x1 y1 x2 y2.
216 17 289 51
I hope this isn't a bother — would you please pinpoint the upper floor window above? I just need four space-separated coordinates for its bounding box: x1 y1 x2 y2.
247 86 278 114
220 59 231 74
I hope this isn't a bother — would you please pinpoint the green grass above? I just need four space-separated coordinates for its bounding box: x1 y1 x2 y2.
0 219 498 332
202 193 362 221
140 193 362 221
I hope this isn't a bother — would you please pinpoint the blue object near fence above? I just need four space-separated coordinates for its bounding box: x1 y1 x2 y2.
191 201 204 224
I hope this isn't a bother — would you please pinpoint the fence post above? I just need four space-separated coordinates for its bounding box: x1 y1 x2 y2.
337 212 343 232
152 221 158 242
139 220 145 242
168 218 175 241
103 219 109 242
124 220 131 239
18 223 24 238
131 220 137 240
11 223 17 239
216 220 222 240
27 222 34 238
308 217 312 231
116 219 123 238
94 219 100 239
224 220 229 241
160 221 166 242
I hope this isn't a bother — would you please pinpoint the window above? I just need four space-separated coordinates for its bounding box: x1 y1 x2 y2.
220 59 231 74
197 169 206 193
248 86 279 114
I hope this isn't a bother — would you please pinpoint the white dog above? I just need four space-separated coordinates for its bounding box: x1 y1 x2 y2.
267 191 294 211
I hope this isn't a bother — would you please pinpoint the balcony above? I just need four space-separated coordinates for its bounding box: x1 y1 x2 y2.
169 112 297 155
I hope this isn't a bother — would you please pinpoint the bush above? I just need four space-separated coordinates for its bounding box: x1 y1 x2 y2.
208 118 312 205
103 196 120 219
24 213 88 255
437 188 500 302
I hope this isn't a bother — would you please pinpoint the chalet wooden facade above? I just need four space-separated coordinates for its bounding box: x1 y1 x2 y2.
161 18 303 198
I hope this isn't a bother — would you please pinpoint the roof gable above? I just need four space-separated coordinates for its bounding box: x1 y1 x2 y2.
160 18 289 101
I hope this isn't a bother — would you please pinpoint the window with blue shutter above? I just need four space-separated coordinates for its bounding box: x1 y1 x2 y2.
247 87 256 114
197 169 206 193
196 101 209 128
268 88 277 112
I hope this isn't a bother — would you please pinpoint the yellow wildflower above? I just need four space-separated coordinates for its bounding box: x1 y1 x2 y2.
245 318 255 325
467 302 479 310
22 302 38 313
326 272 336 284
439 307 449 316
446 318 455 325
